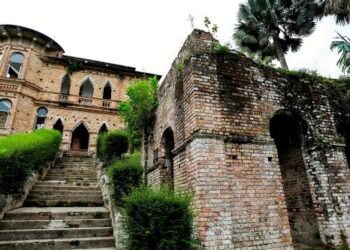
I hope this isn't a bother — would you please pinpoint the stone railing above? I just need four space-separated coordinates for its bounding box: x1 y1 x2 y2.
0 84 19 92
52 93 118 109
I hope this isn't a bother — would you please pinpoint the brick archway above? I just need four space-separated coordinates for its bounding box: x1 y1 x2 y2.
270 111 321 247
71 123 89 153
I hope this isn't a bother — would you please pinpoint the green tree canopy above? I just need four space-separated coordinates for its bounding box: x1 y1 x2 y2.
119 76 158 136
234 0 318 69
331 33 350 73
317 0 350 24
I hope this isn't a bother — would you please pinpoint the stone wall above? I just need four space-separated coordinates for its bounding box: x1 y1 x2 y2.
146 29 350 249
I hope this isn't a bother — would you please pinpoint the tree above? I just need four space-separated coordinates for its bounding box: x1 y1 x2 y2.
331 33 350 73
234 0 318 69
317 0 350 25
119 76 158 139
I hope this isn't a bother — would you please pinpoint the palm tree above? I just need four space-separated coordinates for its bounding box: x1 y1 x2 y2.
330 33 350 73
317 0 350 24
234 0 318 69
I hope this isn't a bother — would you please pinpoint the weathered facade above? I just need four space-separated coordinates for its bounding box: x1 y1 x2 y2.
0 24 159 154
146 30 350 249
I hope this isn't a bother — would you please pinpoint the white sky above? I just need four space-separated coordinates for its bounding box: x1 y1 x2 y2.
1 0 348 78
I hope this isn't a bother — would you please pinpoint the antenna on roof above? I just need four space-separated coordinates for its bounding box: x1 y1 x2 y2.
187 14 195 29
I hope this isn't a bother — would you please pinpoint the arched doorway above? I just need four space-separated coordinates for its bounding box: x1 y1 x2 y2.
270 112 320 247
160 128 175 189
71 123 89 152
53 119 64 133
99 123 108 134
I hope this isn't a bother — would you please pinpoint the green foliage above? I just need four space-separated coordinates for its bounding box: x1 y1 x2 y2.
122 186 196 250
96 130 129 163
107 152 143 207
234 0 318 68
213 41 230 55
331 33 350 74
176 53 191 73
0 129 61 193
315 133 326 144
119 76 158 138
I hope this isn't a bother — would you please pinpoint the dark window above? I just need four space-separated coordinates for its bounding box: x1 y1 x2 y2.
53 119 64 133
103 82 112 99
35 107 48 129
99 123 108 134
79 78 94 97
7 53 24 79
60 74 71 95
0 99 12 128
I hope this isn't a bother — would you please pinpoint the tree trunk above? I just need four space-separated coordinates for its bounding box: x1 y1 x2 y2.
273 35 289 69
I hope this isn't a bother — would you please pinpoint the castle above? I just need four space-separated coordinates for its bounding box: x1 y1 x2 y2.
2 24 350 249
0 24 159 154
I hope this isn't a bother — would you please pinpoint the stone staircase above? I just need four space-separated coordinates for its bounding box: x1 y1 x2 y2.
0 156 115 250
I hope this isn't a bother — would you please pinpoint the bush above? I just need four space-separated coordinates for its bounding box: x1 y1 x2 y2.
96 130 129 163
107 152 143 207
0 129 61 193
122 186 195 250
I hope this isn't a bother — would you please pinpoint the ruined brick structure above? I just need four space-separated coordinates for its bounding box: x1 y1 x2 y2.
146 30 350 249
0 24 159 154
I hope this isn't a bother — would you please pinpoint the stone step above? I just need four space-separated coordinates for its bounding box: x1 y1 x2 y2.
45 176 97 181
4 207 110 220
0 236 115 250
52 166 96 171
38 181 99 187
0 218 111 230
30 190 102 196
0 227 113 241
24 198 104 207
32 185 100 192
47 169 97 175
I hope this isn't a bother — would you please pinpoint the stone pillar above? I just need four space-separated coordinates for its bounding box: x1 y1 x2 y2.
303 144 350 247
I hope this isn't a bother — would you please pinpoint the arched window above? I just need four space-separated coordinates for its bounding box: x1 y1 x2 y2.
53 119 64 133
160 128 175 190
7 52 24 79
99 123 108 134
0 52 3 66
0 99 12 128
35 107 48 129
60 74 71 95
103 82 112 99
79 78 94 97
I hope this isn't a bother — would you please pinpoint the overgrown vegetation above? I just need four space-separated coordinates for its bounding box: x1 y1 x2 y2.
107 152 143 207
204 17 230 55
119 76 158 147
122 186 196 250
96 130 129 164
0 129 61 193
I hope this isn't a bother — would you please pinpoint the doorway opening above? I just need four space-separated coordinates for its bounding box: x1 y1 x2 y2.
71 123 89 152
270 112 320 247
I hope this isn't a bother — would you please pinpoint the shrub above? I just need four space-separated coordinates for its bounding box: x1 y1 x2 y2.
0 129 61 193
107 152 143 207
122 186 195 250
97 130 129 163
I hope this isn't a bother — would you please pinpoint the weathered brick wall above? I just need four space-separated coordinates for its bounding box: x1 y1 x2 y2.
0 28 158 155
147 29 350 249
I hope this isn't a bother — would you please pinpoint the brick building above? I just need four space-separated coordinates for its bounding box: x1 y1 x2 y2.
0 24 159 154
146 30 350 249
